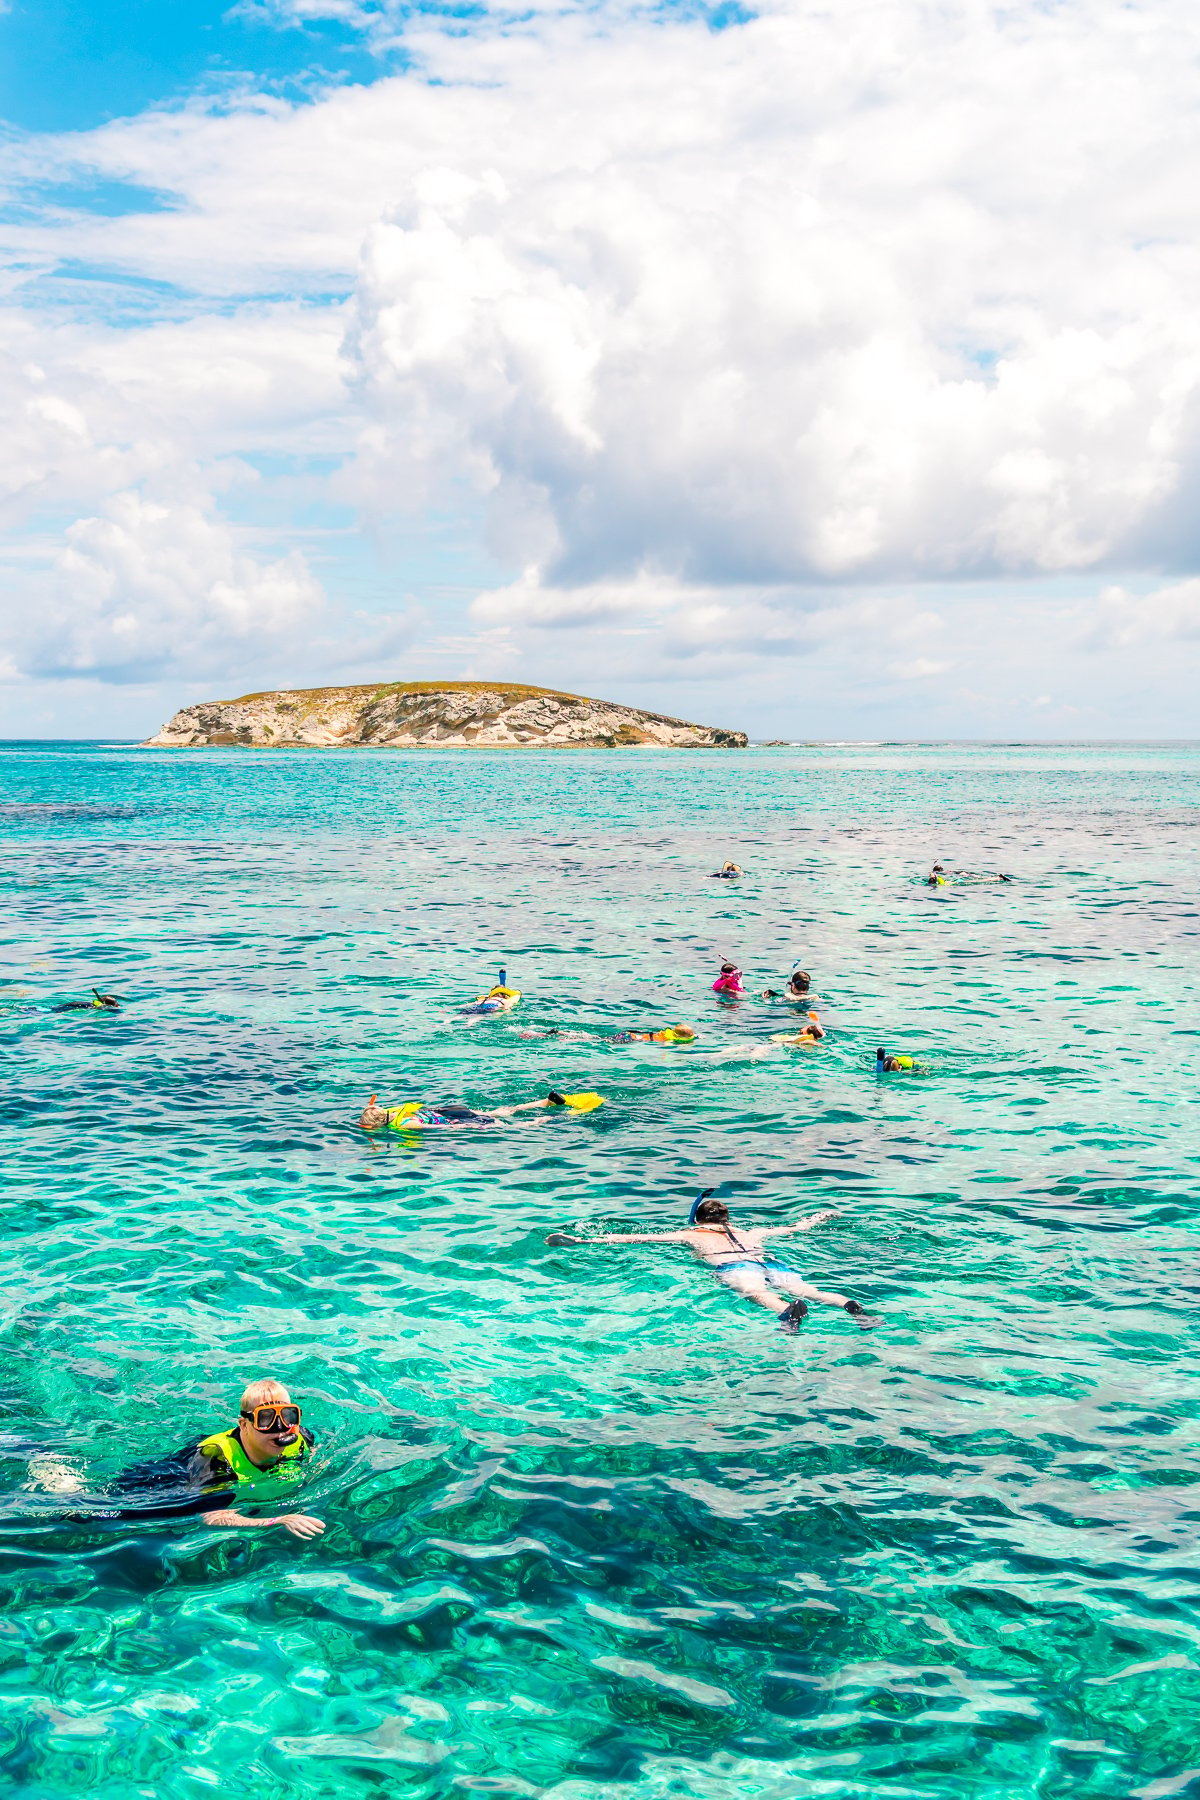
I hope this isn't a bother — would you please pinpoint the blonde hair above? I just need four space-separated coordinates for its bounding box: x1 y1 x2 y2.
240 1377 291 1415
359 1103 390 1130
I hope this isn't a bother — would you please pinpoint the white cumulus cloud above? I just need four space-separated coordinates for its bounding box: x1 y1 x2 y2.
346 0 1200 592
23 491 324 682
3 0 1200 731
1083 578 1200 648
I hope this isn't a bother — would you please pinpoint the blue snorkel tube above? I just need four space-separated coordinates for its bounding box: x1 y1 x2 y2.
689 1187 716 1223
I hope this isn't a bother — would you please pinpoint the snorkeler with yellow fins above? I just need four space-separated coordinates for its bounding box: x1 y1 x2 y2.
511 1021 699 1047
360 1090 604 1130
611 1024 697 1045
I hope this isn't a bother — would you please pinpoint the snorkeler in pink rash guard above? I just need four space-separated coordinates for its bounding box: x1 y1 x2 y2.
712 962 745 994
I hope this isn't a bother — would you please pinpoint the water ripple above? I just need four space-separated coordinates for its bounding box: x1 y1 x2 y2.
0 742 1198 1796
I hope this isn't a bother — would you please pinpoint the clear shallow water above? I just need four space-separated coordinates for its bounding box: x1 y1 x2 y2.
1 739 1198 1799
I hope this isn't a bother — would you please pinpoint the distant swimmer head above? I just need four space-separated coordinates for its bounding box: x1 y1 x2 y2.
359 1095 391 1130
926 872 946 887
668 1025 697 1042
787 968 811 993
91 990 122 1010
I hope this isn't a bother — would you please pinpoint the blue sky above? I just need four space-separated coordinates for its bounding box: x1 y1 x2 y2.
0 0 379 132
2 0 1199 739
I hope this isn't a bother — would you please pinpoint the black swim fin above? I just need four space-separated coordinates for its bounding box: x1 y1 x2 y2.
777 1299 808 1333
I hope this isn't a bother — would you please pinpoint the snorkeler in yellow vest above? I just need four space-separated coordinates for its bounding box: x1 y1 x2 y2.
360 1091 604 1130
610 1024 697 1045
458 967 522 1017
112 1379 324 1537
926 862 1012 886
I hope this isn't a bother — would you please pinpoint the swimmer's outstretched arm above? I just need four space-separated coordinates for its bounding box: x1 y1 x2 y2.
545 1230 693 1246
760 1209 839 1238
204 1507 325 1538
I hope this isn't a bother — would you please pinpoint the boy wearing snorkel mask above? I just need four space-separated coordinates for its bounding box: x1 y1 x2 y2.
112 1378 324 1537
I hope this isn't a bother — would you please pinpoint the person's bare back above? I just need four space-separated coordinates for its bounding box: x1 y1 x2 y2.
546 1192 879 1333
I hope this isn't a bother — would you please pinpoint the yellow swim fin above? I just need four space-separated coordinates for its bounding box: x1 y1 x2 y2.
558 1091 604 1112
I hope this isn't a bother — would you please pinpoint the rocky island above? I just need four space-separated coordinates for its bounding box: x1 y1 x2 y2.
143 681 747 749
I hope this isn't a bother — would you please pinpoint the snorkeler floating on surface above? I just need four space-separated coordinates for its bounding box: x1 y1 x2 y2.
360 1091 604 1130
926 862 1012 887
769 1011 825 1045
458 968 522 1018
711 860 743 879
705 1013 825 1062
875 1047 927 1074
611 1024 697 1045
547 1190 879 1333
510 1023 697 1046
2 988 126 1019
51 990 123 1013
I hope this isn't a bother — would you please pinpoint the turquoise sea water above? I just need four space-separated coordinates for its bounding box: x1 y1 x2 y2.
1 739 1198 1799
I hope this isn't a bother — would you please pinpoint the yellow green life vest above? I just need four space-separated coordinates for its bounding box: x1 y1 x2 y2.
385 1101 427 1128
197 1426 309 1494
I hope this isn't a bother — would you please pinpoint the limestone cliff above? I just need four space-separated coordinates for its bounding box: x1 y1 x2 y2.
143 681 747 749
